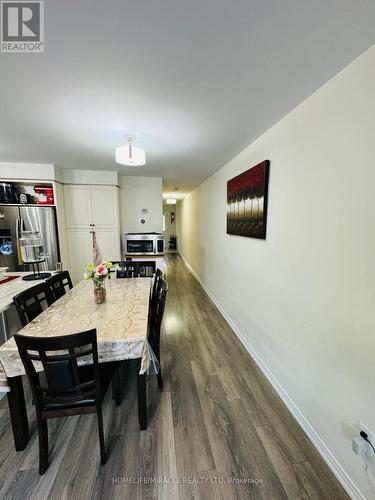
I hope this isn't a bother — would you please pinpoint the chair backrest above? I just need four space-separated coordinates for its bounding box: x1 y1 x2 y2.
116 261 138 278
149 278 168 353
14 329 100 408
150 268 163 315
137 261 156 278
45 271 73 300
13 283 55 327
109 261 123 273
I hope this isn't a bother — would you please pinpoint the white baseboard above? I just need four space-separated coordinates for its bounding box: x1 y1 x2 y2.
179 251 366 500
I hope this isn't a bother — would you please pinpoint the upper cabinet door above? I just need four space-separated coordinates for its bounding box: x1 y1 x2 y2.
64 185 93 228
91 186 119 229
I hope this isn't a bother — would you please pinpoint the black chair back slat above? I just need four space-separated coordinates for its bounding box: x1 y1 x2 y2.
150 268 163 317
45 271 73 300
13 283 55 327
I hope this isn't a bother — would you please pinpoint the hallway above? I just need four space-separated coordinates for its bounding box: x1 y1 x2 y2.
0 255 348 499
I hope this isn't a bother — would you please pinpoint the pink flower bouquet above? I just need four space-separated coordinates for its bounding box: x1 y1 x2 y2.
84 261 114 287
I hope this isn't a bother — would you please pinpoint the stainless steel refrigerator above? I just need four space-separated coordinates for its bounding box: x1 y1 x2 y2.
0 205 60 272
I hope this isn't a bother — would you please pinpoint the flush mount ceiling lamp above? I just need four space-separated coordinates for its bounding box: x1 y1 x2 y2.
166 197 177 205
115 134 146 166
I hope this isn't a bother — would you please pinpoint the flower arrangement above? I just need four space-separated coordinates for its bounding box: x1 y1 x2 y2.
84 261 113 285
84 261 114 304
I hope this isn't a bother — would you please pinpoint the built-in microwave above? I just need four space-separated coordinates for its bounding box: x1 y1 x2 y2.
124 233 165 256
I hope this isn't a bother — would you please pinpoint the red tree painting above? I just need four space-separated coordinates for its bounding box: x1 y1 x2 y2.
227 160 270 238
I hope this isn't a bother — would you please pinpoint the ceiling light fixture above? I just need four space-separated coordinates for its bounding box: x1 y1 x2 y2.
166 197 177 205
115 134 146 166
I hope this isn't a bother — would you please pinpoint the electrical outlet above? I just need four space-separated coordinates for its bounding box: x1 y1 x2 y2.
359 421 375 446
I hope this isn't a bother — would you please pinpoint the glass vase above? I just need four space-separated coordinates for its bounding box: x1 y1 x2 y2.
94 280 106 304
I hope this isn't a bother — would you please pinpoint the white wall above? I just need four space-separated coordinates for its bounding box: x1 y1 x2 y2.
119 176 163 236
177 45 375 500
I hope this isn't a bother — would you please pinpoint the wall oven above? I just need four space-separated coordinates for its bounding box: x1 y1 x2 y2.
124 233 165 256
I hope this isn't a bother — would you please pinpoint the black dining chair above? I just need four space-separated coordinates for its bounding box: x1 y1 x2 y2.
14 329 117 474
149 278 168 389
13 283 55 327
116 261 138 278
45 271 73 300
137 261 156 278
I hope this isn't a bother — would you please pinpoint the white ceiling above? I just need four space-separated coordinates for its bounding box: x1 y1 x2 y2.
1 0 375 193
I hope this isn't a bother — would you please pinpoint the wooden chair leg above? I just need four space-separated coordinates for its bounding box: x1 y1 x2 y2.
156 347 163 390
137 372 147 431
38 418 49 475
96 406 107 465
7 375 29 451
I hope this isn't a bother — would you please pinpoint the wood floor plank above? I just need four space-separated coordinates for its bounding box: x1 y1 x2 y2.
3 469 41 500
156 391 179 500
293 461 333 500
168 334 215 474
256 424 316 500
192 359 278 500
92 372 141 500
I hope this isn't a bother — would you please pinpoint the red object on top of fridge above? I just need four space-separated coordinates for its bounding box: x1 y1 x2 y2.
34 185 54 205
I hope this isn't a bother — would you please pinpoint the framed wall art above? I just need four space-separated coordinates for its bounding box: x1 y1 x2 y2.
227 160 270 239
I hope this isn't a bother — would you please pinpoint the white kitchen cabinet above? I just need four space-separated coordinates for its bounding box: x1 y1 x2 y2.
64 185 92 228
66 229 121 284
66 230 92 284
64 185 119 229
91 186 119 228
64 184 120 283
95 229 121 261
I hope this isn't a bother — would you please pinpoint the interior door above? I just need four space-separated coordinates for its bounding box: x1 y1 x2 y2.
19 206 59 272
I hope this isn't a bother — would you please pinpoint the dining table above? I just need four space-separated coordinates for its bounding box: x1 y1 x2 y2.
0 276 158 451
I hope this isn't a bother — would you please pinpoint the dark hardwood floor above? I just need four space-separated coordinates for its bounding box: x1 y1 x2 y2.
0 254 348 499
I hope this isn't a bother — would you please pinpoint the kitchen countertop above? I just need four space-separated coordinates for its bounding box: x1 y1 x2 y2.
0 272 55 314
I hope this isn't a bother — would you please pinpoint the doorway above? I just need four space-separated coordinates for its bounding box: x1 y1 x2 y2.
163 203 178 253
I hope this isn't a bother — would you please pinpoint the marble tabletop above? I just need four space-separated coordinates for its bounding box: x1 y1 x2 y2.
0 277 157 392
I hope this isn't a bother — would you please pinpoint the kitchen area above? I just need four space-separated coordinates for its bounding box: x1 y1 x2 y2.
0 163 166 346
